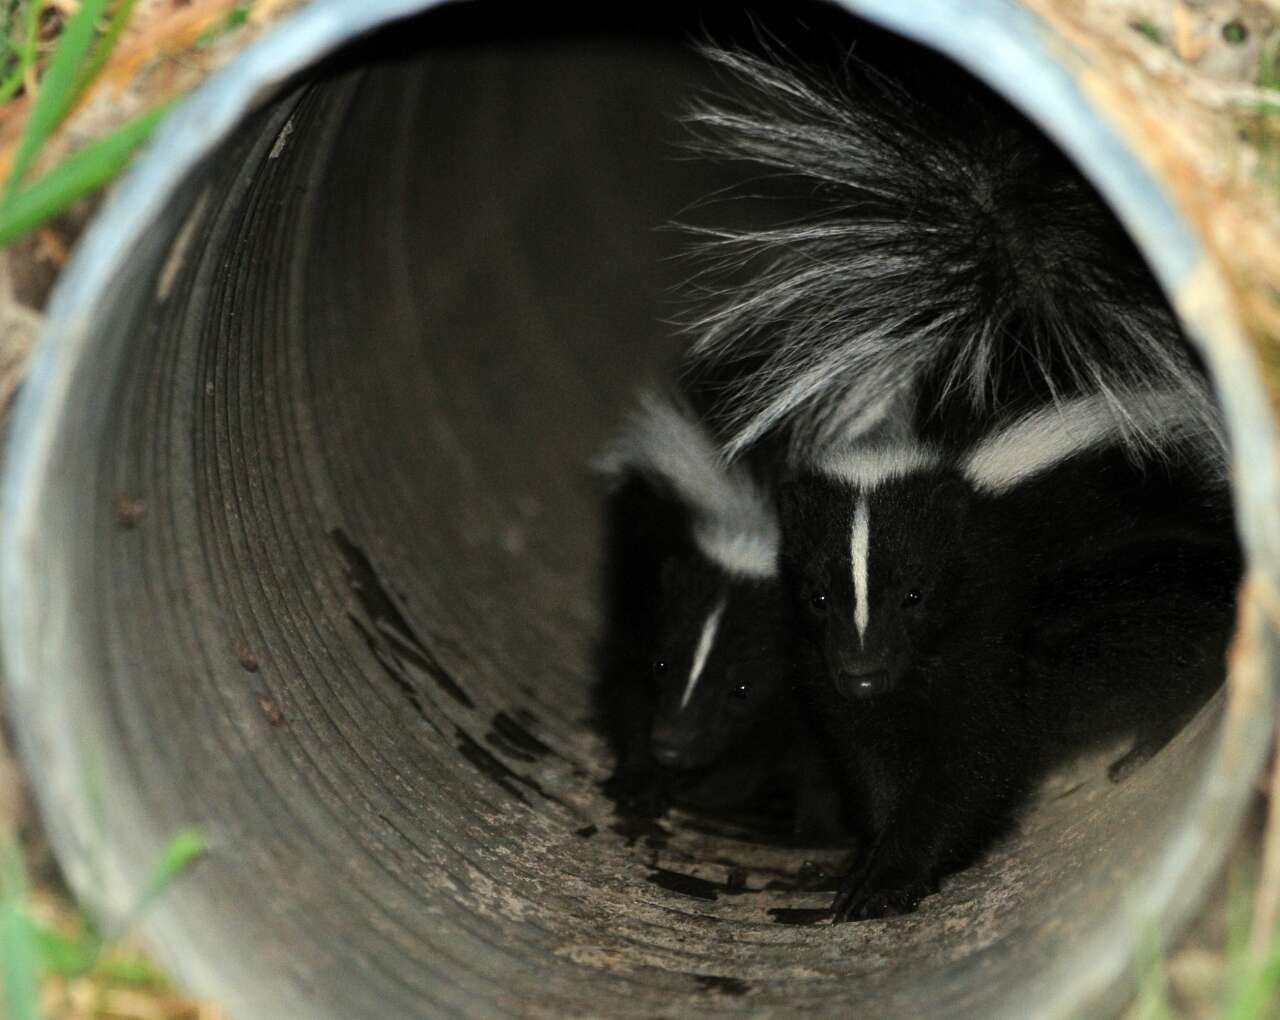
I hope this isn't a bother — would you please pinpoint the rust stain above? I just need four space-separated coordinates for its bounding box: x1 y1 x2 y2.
236 642 260 673
257 694 284 727
111 492 146 528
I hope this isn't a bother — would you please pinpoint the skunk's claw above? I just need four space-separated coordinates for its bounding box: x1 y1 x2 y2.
831 876 933 922
603 767 668 818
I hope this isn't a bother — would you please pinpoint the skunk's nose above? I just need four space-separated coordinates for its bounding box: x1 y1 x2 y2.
828 644 893 701
834 667 891 700
650 723 697 768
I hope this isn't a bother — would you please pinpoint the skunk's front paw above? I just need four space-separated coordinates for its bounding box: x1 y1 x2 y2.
831 876 933 922
603 766 668 817
1106 748 1145 784
793 784 846 839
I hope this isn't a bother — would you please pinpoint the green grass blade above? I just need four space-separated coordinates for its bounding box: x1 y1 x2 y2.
1224 939 1280 1020
195 3 250 48
128 829 205 922
0 904 41 1020
0 60 23 106
27 921 97 979
1227 867 1258 995
1261 26 1280 91
0 2 46 108
5 0 109 194
0 841 41 1020
73 0 135 99
0 2 18 62
1129 925 1176 1020
92 952 166 987
0 101 169 246
1132 19 1163 45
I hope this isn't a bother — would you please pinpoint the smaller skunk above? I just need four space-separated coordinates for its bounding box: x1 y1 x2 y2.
779 391 1237 920
594 391 848 834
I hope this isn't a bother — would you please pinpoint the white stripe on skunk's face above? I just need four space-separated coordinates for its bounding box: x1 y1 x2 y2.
680 596 728 710
648 571 788 773
851 494 870 645
781 469 974 702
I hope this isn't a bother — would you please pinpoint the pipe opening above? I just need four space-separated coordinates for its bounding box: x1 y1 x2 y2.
5 5 1269 1019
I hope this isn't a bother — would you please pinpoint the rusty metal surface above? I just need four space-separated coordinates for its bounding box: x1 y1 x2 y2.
0 3 1274 1019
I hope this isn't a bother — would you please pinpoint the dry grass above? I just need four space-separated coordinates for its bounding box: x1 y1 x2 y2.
0 0 305 183
1026 0 1280 406
28 893 225 1020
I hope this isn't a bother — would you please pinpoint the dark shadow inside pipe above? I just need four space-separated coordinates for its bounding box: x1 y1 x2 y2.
44 5 1237 1017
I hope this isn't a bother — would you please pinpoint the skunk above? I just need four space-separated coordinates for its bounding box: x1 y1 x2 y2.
594 391 849 833
679 45 1220 463
973 397 1239 778
781 434 1032 918
778 391 1238 920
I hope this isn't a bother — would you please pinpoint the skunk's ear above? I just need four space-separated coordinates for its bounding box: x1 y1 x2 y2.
774 474 815 530
927 475 973 534
775 475 836 567
775 476 801 517
658 555 685 597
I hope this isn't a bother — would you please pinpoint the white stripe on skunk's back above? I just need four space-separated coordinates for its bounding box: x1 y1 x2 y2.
816 442 940 490
680 597 728 710
852 495 870 643
962 390 1226 494
693 522 777 579
595 389 780 579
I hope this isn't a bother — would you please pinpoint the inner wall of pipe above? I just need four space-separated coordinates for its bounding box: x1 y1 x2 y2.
39 17 1229 1020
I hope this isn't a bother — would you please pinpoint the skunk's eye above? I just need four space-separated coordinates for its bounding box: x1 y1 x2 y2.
730 682 749 701
901 590 921 608
652 659 670 677
807 590 828 616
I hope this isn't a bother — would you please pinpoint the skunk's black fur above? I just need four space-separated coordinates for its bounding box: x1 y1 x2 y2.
594 472 687 818
681 46 1219 464
993 441 1240 779
778 395 1239 920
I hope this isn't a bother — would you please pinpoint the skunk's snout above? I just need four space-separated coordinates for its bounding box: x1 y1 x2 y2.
828 640 894 701
650 721 704 769
830 646 895 700
834 668 892 700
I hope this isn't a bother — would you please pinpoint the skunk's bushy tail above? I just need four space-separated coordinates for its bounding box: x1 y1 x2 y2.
681 46 1220 465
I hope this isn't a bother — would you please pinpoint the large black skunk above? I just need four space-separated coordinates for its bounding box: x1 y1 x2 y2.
680 46 1219 461
594 391 850 834
779 392 1238 920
